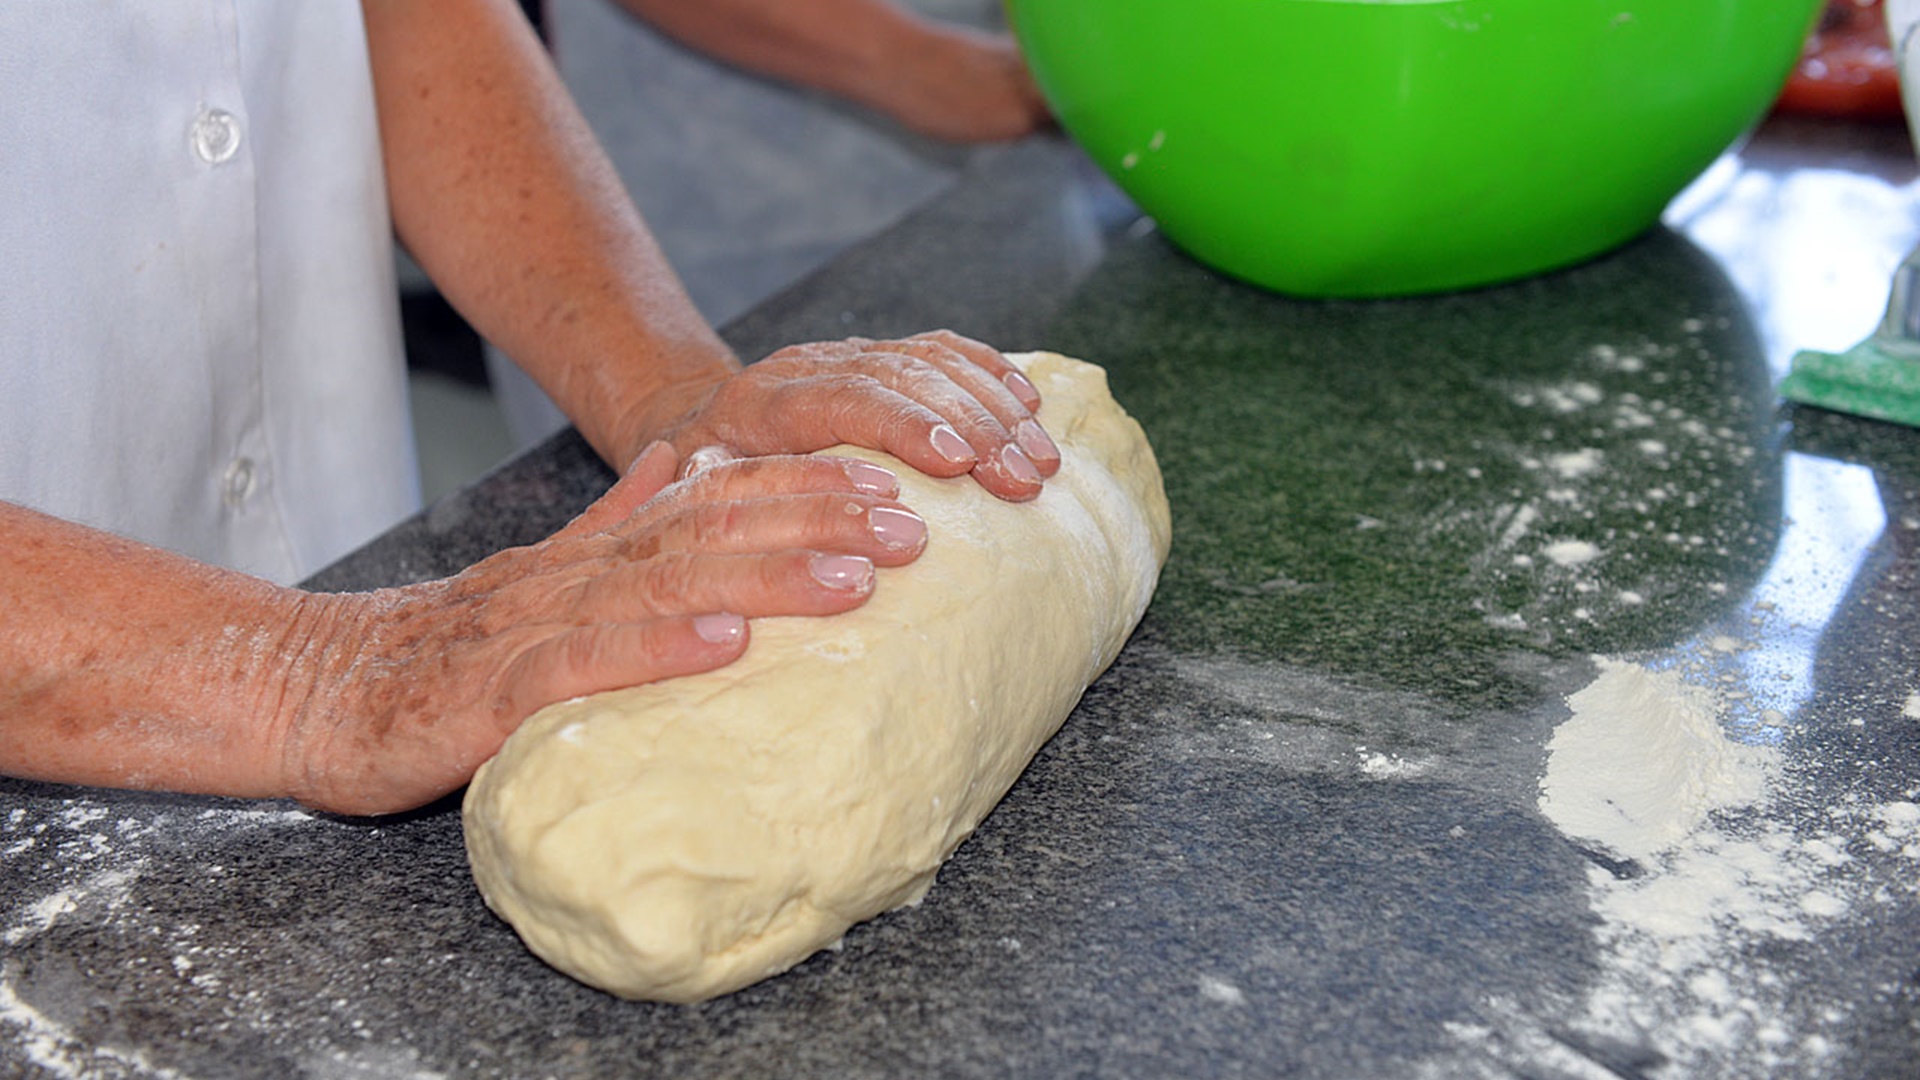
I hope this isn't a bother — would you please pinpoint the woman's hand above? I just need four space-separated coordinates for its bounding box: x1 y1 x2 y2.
275 443 927 815
649 330 1062 504
874 27 1051 143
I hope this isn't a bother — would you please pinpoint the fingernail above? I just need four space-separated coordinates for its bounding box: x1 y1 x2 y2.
999 444 1043 485
929 424 976 466
810 554 875 591
869 506 927 551
693 612 745 644
844 460 899 496
1014 420 1059 466
1003 369 1041 409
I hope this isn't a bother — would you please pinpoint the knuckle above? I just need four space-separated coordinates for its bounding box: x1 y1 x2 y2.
863 350 938 380
615 525 667 562
706 373 755 410
813 456 872 492
719 456 810 500
824 389 887 431
810 493 871 538
698 499 755 547
917 328 988 360
675 456 750 501
678 445 734 481
763 551 815 596
634 553 703 611
558 629 610 681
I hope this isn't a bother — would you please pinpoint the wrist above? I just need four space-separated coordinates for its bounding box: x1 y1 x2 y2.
594 357 736 471
259 587 392 808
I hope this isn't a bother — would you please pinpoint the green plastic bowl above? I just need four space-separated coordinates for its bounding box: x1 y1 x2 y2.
1007 0 1822 297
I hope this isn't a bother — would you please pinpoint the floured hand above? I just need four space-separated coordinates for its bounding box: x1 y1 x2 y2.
654 330 1062 503
273 443 928 815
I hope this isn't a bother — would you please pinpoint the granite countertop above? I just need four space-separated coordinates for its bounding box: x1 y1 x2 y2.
5 119 1919 1078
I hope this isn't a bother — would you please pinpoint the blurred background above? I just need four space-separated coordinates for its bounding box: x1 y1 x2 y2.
403 0 1905 502
402 0 1012 500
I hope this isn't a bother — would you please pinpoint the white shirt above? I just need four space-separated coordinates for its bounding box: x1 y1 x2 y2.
0 3 420 584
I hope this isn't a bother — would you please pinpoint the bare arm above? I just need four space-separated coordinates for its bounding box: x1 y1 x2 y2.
0 449 927 815
604 0 1050 142
1 1 1043 816
0 500 322 800
363 0 736 471
364 0 1058 500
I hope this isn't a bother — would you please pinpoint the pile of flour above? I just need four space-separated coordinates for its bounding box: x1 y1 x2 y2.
1521 656 1920 1076
1540 658 1771 864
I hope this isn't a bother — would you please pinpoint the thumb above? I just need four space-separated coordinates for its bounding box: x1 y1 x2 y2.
555 441 679 538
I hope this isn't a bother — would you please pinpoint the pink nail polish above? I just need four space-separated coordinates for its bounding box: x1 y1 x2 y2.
693 612 745 644
869 506 927 551
810 554 875 591
1003 369 1041 408
929 424 976 465
1000 444 1043 484
1015 419 1060 465
844 460 899 496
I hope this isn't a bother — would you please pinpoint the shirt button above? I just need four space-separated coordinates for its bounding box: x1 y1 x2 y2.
222 457 257 508
190 107 242 165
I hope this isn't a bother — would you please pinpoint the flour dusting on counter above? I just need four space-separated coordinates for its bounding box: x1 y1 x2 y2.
0 798 318 1079
1423 331 1777 643
0 977 190 1080
1519 651 1920 1077
1541 539 1604 569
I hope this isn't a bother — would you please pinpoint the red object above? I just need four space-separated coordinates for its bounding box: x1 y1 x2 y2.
1774 0 1905 123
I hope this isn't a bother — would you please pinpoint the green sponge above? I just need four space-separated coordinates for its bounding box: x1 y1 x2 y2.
1782 246 1920 429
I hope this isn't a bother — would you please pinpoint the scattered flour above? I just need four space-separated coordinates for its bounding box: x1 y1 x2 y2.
0 978 189 1080
1513 381 1606 414
1495 505 1539 550
0 798 319 1077
0 863 183 1080
1524 656 1920 1076
1542 539 1603 568
1707 635 1746 655
1197 975 1247 1007
1357 750 1430 779
1451 342 1777 641
1546 448 1604 480
1868 801 1920 857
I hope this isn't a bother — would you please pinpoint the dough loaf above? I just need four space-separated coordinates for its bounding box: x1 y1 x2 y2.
462 352 1171 1002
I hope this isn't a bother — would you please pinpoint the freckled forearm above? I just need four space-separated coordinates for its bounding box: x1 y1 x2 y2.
0 501 320 799
602 0 917 109
602 0 1046 143
359 0 739 469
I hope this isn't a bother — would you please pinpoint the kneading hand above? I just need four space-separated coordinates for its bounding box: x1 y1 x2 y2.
655 330 1062 504
275 443 927 815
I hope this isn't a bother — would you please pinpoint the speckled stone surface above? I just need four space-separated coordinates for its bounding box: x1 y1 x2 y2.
5 124 1920 1078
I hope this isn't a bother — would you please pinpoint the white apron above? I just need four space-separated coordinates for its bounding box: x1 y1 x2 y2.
0 2 420 584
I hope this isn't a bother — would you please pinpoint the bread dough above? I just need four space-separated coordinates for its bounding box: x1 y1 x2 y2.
462 352 1171 1002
